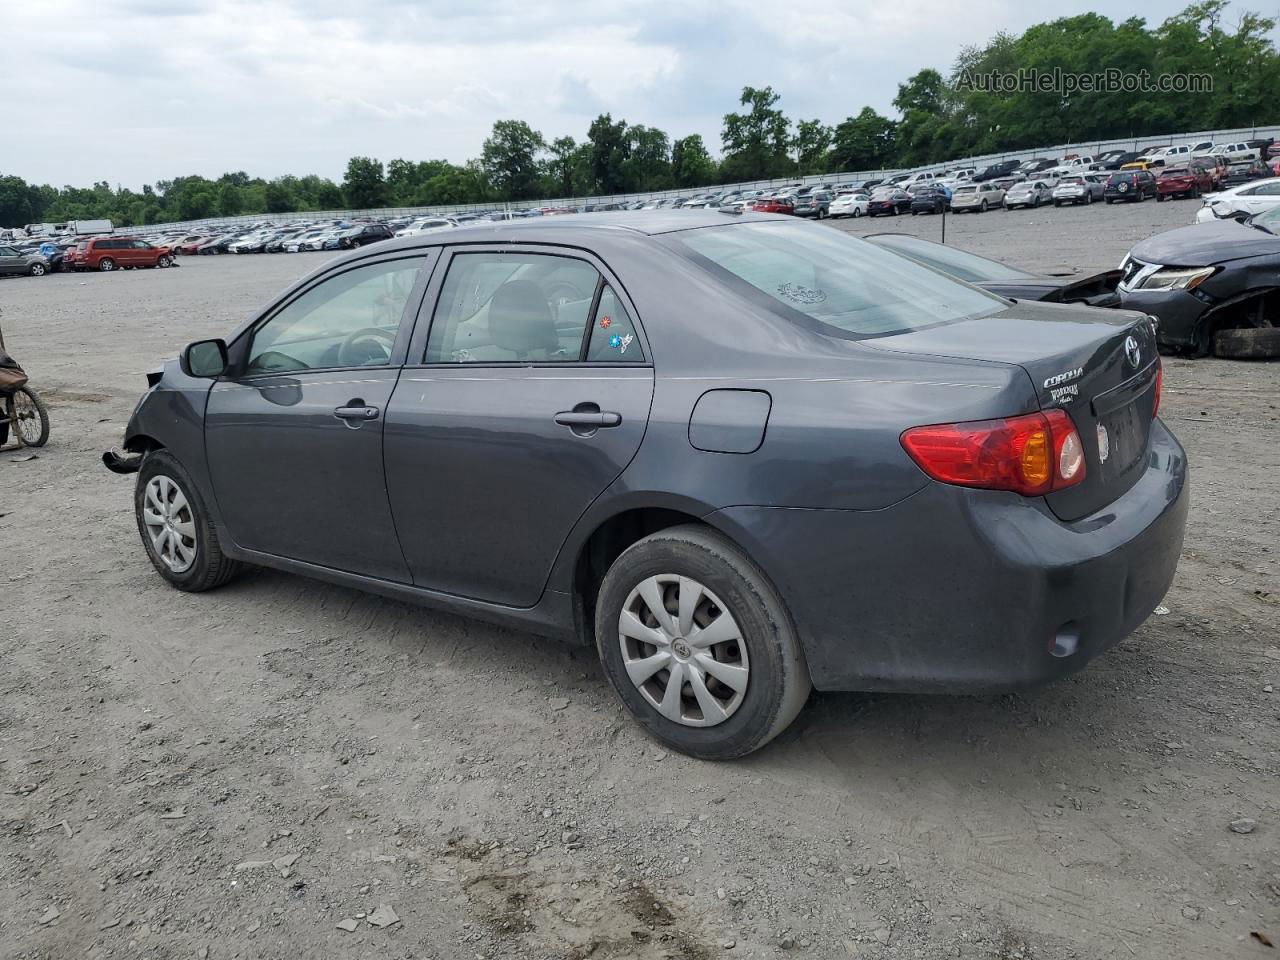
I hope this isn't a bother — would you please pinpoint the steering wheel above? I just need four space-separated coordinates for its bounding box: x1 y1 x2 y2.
337 327 396 367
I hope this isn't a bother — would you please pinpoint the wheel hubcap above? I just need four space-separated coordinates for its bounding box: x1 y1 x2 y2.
618 574 749 727
142 475 198 573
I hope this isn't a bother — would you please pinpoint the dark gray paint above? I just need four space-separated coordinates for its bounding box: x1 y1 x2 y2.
116 211 1188 693
688 389 772 454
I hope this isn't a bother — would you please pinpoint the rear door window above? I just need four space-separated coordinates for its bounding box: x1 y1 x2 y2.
585 285 644 362
424 252 600 363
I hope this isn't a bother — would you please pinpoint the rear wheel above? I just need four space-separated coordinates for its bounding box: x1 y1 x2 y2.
98 258 116 272
594 525 811 760
134 450 241 592
8 387 49 447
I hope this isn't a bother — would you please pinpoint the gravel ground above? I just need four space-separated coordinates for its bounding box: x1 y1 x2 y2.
2 200 1278 960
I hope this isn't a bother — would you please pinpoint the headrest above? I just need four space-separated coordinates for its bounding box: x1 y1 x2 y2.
488 280 557 355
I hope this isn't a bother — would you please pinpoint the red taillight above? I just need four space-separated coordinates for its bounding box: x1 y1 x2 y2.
901 409 1086 496
1152 359 1162 418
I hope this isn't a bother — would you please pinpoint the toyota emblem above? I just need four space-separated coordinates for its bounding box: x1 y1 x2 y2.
1124 335 1141 368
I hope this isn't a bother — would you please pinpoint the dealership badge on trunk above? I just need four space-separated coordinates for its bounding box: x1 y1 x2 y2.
1097 423 1111 463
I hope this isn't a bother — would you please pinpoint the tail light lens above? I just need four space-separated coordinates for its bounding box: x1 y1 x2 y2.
1152 359 1163 418
901 410 1086 496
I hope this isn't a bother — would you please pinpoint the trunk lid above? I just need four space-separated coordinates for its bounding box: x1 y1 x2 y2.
864 300 1159 521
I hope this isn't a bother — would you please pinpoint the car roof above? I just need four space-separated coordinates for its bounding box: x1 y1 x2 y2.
370 210 792 253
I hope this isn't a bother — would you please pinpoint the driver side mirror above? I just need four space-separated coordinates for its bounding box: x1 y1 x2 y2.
181 338 229 378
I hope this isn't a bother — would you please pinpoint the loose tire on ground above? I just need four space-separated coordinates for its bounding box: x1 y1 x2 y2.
594 524 812 760
1213 326 1280 359
134 450 242 592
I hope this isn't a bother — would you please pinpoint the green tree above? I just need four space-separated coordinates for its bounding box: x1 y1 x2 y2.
264 180 296 213
545 136 579 196
481 120 545 201
791 119 832 174
830 108 898 172
343 156 388 209
622 125 672 191
720 86 793 181
587 114 630 195
217 182 242 217
671 135 717 187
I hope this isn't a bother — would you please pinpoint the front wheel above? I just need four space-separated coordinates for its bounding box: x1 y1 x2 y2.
594 525 811 760
157 255 172 268
29 262 47 277
852 207 863 218
980 200 988 212
7 387 50 447
135 450 241 592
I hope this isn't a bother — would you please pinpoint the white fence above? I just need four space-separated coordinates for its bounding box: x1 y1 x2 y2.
120 123 1280 238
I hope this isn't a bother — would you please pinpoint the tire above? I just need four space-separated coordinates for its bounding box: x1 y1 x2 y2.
98 258 116 272
28 262 47 277
852 207 863 218
594 525 812 760
7 387 49 447
1106 198 1114 204
1213 327 1280 359
980 200 988 212
157 255 172 268
134 450 241 592
349 239 361 249
1085 192 1093 204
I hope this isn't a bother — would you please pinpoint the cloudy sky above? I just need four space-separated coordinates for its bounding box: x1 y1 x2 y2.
8 0 1269 188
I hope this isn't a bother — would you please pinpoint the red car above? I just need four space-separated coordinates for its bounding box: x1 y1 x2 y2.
74 236 175 272
1156 163 1214 200
751 196 794 214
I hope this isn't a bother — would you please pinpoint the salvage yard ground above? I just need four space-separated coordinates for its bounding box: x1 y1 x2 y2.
2 200 1278 960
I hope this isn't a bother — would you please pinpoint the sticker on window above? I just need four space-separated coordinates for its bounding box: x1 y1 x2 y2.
777 282 826 304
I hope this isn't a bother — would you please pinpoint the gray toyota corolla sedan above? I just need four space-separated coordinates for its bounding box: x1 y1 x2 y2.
104 211 1188 759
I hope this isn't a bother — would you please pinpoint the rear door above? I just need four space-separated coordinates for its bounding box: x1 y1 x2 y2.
383 245 654 607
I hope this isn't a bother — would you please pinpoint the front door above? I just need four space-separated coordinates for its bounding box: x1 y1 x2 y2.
384 247 654 607
205 252 434 581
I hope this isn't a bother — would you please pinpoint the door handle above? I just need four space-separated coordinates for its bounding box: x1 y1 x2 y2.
334 404 380 421
554 411 622 428
554 403 622 437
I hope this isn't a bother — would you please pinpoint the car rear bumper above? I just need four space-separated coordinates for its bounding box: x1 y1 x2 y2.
711 419 1188 693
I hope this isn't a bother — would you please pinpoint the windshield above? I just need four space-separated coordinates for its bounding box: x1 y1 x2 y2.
864 234 1035 283
669 221 1006 339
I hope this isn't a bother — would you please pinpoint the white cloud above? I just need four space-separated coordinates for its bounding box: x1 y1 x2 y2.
6 0 1270 187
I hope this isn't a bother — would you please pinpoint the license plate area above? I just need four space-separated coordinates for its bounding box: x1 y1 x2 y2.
1100 398 1145 480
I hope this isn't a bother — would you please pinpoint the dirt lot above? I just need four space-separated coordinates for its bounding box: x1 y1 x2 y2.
2 200 1278 960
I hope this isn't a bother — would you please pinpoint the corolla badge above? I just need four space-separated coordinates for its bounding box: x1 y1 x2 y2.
1044 366 1083 405
1124 335 1141 368
1097 423 1110 463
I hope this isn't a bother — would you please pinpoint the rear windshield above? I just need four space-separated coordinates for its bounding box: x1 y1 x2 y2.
668 221 1006 340
865 234 1035 283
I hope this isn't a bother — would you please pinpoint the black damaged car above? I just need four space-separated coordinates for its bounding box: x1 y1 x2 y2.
1118 205 1280 358
865 234 1121 306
